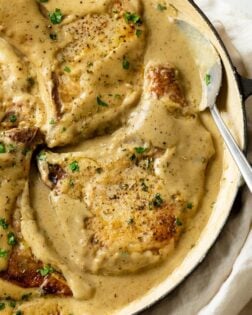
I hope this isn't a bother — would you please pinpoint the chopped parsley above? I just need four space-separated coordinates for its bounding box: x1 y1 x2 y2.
175 218 183 226
135 147 146 154
0 143 6 154
0 218 8 230
7 232 17 246
0 249 8 258
205 73 211 85
64 66 71 73
38 151 46 161
69 161 79 172
37 265 54 277
69 178 75 187
187 202 193 209
122 56 130 70
38 0 48 2
9 114 17 123
8 300 16 308
97 96 108 107
157 3 167 11
124 12 142 25
49 8 63 25
7 144 16 153
49 32 57 40
135 29 143 37
0 303 5 310
16 311 23 315
49 118 55 125
22 147 31 156
151 193 164 208
21 293 32 301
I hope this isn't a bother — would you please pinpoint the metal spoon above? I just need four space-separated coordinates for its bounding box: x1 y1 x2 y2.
175 19 252 192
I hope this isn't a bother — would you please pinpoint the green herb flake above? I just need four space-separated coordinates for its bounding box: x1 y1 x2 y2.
122 56 130 70
157 3 167 11
97 96 108 107
16 311 23 315
22 147 31 156
8 300 16 308
135 29 143 37
0 143 6 154
0 249 8 258
9 114 17 123
0 218 8 230
135 147 146 154
187 202 193 209
21 293 32 301
49 8 63 25
49 118 55 125
49 32 57 40
64 66 71 73
0 303 5 310
69 178 75 187
38 151 46 161
151 193 164 208
37 265 54 277
124 12 142 25
7 232 17 246
69 161 79 172
205 73 211 86
175 217 183 226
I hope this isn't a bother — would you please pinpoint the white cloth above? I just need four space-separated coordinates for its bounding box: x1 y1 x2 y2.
143 1 252 314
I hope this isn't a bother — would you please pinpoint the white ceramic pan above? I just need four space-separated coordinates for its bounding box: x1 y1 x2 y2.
119 1 252 314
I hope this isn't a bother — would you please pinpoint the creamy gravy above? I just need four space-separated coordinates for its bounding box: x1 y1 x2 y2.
0 0 223 314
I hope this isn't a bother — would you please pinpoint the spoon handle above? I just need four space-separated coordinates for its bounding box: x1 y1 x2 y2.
210 104 252 192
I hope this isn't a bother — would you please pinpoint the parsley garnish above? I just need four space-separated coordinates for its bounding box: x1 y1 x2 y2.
16 311 23 315
7 232 17 246
69 161 79 172
175 218 183 226
205 73 211 85
124 12 142 25
157 3 167 11
0 249 8 258
187 202 193 209
135 147 146 154
135 29 143 37
38 151 46 161
122 56 130 70
64 66 71 73
38 0 48 2
0 218 8 230
49 8 63 25
0 143 6 154
97 96 108 107
37 265 54 276
21 293 32 301
151 193 164 208
0 303 5 310
9 114 17 123
49 118 55 125
69 178 75 187
8 300 16 308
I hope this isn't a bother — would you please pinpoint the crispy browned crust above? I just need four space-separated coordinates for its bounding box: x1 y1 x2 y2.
0 246 72 296
147 65 187 105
